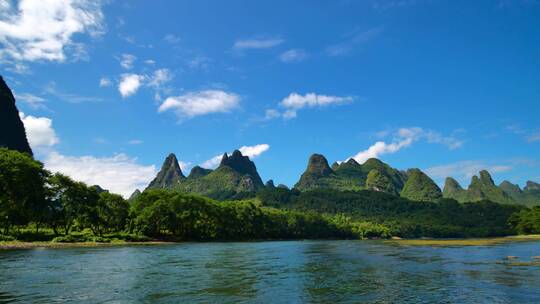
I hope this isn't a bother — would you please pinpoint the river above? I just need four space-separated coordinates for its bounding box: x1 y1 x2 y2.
1 240 539 303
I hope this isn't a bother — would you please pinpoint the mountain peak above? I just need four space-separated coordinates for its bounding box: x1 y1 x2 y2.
305 154 334 177
345 158 360 166
128 189 141 202
444 177 463 190
0 76 33 156
400 168 442 202
479 170 495 186
265 179 275 188
500 180 522 195
218 150 264 187
363 158 385 166
525 181 540 191
188 165 212 178
147 152 185 189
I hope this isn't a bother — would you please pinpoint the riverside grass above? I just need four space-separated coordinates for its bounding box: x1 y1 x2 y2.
386 235 540 246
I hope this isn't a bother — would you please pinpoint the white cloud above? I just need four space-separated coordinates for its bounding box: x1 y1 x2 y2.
233 37 283 50
19 112 59 149
239 144 270 158
271 92 353 119
118 73 144 98
44 152 156 197
159 90 240 119
345 127 464 164
201 155 223 169
148 68 171 88
99 77 112 87
144 59 156 65
0 0 104 62
120 53 136 69
425 161 513 185
128 139 143 145
265 109 281 120
201 144 270 169
15 93 46 109
279 49 307 63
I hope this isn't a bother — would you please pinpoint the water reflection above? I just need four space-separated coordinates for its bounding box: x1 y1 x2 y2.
0 240 539 303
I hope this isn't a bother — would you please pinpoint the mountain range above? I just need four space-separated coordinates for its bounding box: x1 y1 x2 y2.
142 151 540 206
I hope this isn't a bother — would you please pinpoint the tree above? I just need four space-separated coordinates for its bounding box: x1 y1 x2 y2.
0 148 47 234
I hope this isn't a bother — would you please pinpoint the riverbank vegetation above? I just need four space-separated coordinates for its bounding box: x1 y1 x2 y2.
0 148 538 244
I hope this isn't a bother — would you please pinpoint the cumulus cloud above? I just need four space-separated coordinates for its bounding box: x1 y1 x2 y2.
120 53 136 69
0 0 104 62
233 37 283 50
201 144 270 169
99 77 112 87
19 112 59 149
279 49 307 63
239 144 270 158
44 152 156 197
118 73 144 98
201 155 223 170
425 160 513 185
345 127 464 164
267 92 353 119
159 90 240 119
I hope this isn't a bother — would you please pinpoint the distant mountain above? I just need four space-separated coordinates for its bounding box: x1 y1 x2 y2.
525 181 540 191
129 189 141 202
400 168 442 202
187 165 212 178
147 153 185 189
443 170 540 206
0 76 33 156
147 150 265 198
295 154 407 193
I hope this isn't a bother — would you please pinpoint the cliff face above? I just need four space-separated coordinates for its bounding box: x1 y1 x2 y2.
0 76 33 156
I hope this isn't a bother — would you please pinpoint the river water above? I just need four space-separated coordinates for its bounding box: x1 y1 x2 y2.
1 240 539 303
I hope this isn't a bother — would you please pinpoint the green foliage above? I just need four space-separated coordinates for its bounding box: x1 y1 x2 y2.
400 169 442 202
509 206 540 234
0 148 47 233
130 190 368 240
259 188 521 238
366 169 397 195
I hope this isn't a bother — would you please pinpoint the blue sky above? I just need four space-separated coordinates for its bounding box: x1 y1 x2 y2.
2 0 540 196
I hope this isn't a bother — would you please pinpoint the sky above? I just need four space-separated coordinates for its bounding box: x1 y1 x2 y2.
1 0 540 197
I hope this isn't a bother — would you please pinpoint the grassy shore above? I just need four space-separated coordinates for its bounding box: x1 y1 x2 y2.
2 235 540 250
0 240 171 250
385 235 540 246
